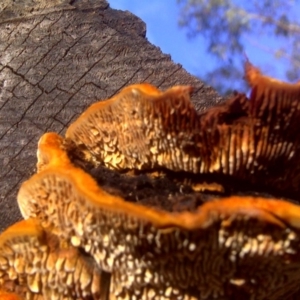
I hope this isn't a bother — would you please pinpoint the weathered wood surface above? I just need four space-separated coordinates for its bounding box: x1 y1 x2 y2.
0 0 222 232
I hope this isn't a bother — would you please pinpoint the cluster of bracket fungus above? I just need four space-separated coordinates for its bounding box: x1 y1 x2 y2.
65 66 300 199
2 62 300 299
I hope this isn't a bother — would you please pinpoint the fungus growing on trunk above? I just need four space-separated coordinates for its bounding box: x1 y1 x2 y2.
2 62 300 299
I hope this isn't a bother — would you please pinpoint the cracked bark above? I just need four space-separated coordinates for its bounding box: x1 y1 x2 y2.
0 0 222 233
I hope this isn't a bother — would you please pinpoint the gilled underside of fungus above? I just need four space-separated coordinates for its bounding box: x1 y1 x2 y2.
64 63 300 200
1 62 300 299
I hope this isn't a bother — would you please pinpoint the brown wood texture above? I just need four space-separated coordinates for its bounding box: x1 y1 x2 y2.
0 0 222 233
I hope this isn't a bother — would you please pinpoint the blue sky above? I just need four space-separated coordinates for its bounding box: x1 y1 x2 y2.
109 1 295 93
109 1 210 76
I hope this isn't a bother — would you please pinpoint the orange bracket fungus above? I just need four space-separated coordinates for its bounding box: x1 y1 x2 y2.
1 61 300 299
0 218 105 300
65 71 300 199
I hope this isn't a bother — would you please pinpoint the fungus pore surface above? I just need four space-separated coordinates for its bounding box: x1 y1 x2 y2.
2 62 300 299
65 70 300 199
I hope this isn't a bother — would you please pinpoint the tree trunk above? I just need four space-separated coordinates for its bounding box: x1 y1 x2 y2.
0 0 222 232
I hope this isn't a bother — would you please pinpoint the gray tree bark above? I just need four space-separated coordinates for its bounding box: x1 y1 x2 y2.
0 0 222 233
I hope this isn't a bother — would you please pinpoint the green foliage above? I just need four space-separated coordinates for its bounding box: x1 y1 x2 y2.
177 0 300 95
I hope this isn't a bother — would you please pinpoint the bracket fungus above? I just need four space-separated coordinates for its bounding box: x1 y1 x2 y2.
0 218 104 299
65 70 300 199
1 61 300 299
